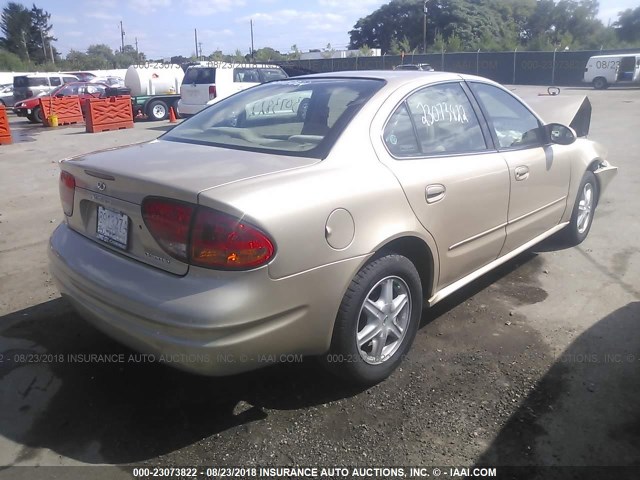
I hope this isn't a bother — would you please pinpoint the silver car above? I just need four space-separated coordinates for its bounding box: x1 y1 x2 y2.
49 71 617 385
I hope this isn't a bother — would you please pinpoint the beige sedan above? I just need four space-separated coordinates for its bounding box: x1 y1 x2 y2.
49 71 617 385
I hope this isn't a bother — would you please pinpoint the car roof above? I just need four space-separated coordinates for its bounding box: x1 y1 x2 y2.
294 70 470 87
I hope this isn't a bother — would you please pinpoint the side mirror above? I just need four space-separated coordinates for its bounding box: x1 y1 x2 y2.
545 123 576 146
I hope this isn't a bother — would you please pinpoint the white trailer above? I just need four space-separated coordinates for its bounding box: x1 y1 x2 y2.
583 53 640 89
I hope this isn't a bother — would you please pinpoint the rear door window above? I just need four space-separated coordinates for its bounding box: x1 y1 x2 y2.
50 77 62 87
63 76 78 84
259 68 288 82
27 77 48 87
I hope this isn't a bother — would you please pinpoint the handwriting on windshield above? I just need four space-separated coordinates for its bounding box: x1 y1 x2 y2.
416 103 469 126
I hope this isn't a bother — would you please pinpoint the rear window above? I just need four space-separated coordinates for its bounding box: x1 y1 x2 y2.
163 78 384 159
182 67 216 84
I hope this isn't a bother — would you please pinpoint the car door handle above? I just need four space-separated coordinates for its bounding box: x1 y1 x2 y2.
514 166 530 181
425 184 446 204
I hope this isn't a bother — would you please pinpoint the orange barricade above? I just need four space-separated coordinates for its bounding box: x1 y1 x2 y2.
39 96 83 126
85 96 134 133
0 106 11 145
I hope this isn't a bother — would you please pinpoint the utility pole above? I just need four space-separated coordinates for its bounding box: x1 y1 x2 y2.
21 30 30 62
423 1 428 54
119 21 125 52
250 19 255 62
135 37 139 62
198 42 203 60
49 42 55 64
194 28 199 59
40 28 47 60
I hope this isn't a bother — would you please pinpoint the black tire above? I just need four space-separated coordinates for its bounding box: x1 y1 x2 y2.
26 113 36 123
324 254 423 385
297 98 310 121
32 107 43 124
563 171 599 246
147 100 168 121
593 77 608 90
0 99 5 107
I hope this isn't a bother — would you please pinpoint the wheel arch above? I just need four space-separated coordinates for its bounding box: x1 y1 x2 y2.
375 235 436 302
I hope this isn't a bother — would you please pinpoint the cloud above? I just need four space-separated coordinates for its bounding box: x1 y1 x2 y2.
65 31 85 37
239 9 344 26
51 14 77 25
185 0 244 15
128 0 172 13
85 12 120 21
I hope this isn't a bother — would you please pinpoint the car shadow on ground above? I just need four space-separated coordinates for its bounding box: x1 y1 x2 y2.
0 250 546 464
472 301 640 479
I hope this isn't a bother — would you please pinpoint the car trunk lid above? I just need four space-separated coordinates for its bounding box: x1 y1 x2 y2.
61 139 317 274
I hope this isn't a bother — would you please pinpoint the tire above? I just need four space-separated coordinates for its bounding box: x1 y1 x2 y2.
32 107 43 124
26 113 36 123
324 254 423 385
297 98 310 121
593 77 608 90
563 171 599 246
147 100 168 121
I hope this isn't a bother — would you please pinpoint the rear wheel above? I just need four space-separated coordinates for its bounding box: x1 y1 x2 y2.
324 254 423 385
147 100 168 121
593 77 608 90
563 171 599 246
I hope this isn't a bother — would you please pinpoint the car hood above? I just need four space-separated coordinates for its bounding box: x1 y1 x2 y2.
61 139 319 205
522 93 592 137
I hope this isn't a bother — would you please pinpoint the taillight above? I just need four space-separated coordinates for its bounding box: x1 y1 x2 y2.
208 85 217 100
141 197 274 270
142 198 195 262
190 208 274 270
59 171 75 216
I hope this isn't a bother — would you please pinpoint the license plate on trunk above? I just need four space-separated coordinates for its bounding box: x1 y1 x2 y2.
97 206 129 249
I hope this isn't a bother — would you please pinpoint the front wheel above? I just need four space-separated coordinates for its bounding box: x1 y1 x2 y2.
147 100 168 121
563 171 599 246
31 107 43 124
324 254 423 385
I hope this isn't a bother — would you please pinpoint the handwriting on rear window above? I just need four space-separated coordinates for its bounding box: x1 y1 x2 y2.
416 103 469 126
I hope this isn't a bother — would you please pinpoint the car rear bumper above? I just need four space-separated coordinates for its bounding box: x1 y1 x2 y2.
176 100 205 116
49 223 360 376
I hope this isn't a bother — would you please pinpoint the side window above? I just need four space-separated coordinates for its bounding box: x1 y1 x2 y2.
50 77 62 86
86 84 105 95
470 82 542 149
383 104 419 157
405 83 487 155
63 77 78 84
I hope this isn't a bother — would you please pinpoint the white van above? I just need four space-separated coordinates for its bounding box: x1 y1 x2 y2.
177 62 287 116
583 53 640 89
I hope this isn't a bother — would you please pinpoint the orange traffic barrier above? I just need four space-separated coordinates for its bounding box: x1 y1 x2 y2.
169 106 177 123
0 106 11 145
39 96 83 126
85 96 134 133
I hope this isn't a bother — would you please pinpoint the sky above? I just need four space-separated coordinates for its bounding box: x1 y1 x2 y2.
6 0 640 59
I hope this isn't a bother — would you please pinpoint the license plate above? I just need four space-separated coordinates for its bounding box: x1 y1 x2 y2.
97 206 129 250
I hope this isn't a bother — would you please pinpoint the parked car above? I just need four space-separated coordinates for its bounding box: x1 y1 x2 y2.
49 71 617 385
394 63 435 71
90 76 125 87
177 62 288 116
0 84 15 107
62 71 97 82
12 73 79 102
14 81 107 123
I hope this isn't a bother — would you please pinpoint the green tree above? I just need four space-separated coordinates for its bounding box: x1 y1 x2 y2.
0 47 28 69
322 42 335 59
254 47 284 62
288 44 301 60
614 7 640 43
0 2 32 61
29 4 56 63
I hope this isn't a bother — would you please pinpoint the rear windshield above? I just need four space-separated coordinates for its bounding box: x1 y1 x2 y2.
14 76 48 87
163 78 384 159
182 67 216 84
260 68 288 82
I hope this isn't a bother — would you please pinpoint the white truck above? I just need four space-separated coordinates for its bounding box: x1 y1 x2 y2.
583 53 640 89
